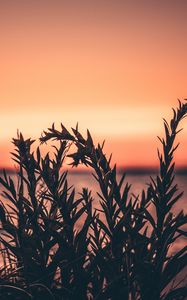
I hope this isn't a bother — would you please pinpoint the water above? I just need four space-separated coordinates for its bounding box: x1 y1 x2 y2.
0 172 186 213
0 172 186 278
0 172 186 251
68 172 187 254
68 172 187 214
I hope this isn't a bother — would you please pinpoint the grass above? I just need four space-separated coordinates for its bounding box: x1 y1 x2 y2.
0 100 186 299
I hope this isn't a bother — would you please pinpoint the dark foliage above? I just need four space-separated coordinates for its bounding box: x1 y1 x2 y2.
0 101 186 299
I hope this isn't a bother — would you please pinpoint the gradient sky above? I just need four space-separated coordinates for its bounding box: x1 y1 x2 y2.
0 0 187 169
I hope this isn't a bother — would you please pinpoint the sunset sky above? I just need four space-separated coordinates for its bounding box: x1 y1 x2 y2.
0 0 187 169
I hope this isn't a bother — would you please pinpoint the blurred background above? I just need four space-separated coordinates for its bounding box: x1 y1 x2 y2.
0 0 187 170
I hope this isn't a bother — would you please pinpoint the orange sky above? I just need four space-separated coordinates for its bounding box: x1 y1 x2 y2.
0 0 187 169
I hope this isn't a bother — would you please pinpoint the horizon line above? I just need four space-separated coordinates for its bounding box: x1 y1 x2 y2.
1 165 187 175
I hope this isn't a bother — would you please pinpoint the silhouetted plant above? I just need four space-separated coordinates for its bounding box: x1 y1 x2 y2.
0 100 186 299
134 101 187 300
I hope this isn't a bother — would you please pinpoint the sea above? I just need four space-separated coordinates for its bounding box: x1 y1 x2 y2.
0 171 186 251
0 171 186 285
68 172 187 215
0 171 186 215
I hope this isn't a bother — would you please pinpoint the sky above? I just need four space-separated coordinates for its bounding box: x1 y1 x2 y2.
0 0 187 169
